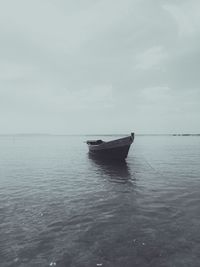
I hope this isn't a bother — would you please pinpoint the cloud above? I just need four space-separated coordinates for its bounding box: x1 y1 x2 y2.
44 85 115 111
0 0 200 133
0 60 35 81
163 0 200 36
135 46 167 70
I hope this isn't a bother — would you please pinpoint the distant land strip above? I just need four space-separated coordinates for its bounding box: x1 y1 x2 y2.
0 133 200 137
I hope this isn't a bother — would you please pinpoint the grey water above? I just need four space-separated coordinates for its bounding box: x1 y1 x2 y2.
0 135 200 267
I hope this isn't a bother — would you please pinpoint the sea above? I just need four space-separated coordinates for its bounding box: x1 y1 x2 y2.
0 135 200 267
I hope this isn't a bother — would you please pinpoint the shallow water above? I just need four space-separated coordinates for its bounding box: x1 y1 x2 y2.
0 135 200 267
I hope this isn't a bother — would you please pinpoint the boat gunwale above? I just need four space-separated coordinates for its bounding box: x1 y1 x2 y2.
87 135 133 145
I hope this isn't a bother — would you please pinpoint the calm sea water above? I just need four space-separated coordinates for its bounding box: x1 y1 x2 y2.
0 135 200 267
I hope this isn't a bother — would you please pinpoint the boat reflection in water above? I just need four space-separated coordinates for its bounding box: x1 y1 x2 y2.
88 153 134 184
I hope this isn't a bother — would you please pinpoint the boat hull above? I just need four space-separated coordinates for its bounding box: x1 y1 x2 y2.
89 144 131 160
87 134 134 160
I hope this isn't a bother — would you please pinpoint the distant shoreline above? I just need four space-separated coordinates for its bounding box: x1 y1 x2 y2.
0 133 200 137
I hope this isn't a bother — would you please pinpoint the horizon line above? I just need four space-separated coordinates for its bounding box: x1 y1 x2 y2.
0 133 200 136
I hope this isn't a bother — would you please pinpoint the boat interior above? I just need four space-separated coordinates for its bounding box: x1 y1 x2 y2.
87 140 103 145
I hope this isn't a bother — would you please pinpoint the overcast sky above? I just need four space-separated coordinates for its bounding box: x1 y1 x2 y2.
0 0 200 134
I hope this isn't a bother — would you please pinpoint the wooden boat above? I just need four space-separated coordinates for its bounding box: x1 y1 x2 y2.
86 133 134 160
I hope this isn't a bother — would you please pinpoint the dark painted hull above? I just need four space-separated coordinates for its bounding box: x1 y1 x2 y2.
87 133 134 160
89 144 131 160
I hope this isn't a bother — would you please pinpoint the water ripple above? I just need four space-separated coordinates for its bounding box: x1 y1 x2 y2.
0 135 200 266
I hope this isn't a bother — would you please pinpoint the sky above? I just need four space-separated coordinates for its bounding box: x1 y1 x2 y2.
0 0 200 134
